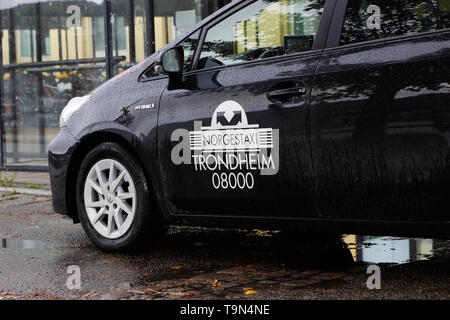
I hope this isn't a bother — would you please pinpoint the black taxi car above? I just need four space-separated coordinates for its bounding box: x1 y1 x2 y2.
49 0 450 252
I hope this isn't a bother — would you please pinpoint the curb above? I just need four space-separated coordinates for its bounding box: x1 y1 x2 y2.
0 187 52 197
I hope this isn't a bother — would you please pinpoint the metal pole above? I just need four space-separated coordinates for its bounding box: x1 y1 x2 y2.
164 17 169 45
144 0 155 57
29 27 35 63
0 12 4 167
91 17 97 59
58 16 63 60
74 24 79 60
129 0 136 63
104 0 113 79
113 12 119 57
35 3 46 155
8 8 18 163
65 27 69 59
202 0 210 19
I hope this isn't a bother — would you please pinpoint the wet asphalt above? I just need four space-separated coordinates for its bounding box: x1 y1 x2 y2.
0 191 449 300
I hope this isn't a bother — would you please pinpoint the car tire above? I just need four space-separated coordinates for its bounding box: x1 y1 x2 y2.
76 142 165 252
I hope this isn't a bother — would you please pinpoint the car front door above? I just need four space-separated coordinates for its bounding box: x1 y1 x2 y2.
310 0 450 222
157 0 333 217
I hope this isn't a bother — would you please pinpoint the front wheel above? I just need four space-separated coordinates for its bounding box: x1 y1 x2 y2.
76 142 165 252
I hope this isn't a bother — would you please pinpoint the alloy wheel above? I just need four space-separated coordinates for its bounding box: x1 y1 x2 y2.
83 159 137 239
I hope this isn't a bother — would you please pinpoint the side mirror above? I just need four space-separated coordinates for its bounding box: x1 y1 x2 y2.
160 46 184 74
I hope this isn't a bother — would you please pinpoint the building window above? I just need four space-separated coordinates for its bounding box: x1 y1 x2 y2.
18 29 51 59
112 16 128 54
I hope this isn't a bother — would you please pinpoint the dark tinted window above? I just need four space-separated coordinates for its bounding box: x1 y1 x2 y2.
198 0 325 70
340 0 450 45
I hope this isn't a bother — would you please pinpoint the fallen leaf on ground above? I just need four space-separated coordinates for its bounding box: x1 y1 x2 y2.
97 257 121 264
244 288 257 295
171 266 182 270
144 288 161 294
212 279 221 287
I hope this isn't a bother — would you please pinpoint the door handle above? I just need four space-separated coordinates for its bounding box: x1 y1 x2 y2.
266 82 307 104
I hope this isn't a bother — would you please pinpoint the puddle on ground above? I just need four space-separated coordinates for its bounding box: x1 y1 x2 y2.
1 239 49 249
343 235 440 264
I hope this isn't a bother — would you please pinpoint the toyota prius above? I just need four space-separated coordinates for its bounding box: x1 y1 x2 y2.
49 0 450 251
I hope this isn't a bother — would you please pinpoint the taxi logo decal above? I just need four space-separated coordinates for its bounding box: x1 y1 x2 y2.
189 101 273 153
171 101 279 190
216 110 242 126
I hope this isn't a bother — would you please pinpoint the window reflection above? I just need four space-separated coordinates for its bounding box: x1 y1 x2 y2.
198 0 325 70
341 0 450 46
154 0 233 51
343 235 435 264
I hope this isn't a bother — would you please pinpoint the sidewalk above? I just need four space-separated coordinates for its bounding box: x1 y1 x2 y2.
0 171 51 191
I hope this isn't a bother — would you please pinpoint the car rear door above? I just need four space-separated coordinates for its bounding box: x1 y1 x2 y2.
157 0 335 217
310 0 450 222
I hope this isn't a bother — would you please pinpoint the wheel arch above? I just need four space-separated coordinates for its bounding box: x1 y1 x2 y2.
66 129 156 223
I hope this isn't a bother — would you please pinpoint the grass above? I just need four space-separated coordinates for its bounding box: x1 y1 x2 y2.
23 183 40 189
0 171 16 188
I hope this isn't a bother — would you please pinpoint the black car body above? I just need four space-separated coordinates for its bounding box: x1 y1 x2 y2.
49 0 450 251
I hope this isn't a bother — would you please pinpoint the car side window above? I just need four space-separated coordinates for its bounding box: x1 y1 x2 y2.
197 0 326 70
340 0 450 46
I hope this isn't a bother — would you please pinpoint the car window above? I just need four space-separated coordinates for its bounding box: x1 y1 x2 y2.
340 0 450 46
197 0 326 70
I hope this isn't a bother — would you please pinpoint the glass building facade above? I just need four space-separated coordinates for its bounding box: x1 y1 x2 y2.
0 0 231 170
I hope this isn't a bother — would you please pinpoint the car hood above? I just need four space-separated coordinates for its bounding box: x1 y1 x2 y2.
64 52 161 138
